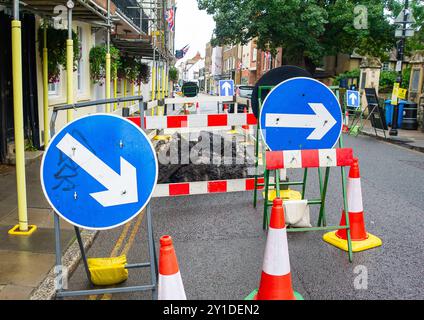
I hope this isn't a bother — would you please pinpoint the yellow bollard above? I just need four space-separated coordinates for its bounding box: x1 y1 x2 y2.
151 65 156 101
157 67 161 101
9 20 36 236
105 53 111 113
123 78 127 108
66 39 73 122
113 77 117 111
42 26 49 149
162 66 166 100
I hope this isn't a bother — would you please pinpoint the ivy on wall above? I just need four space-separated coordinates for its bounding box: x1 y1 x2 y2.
89 45 121 84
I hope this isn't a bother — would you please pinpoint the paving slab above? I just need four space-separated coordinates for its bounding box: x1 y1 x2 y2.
0 226 75 255
0 250 55 287
0 284 34 300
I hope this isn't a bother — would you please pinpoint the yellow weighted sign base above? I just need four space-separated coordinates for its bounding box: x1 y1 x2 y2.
88 255 129 286
323 231 382 252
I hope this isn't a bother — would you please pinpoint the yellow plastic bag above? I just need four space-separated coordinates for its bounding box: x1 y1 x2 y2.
263 189 302 202
87 255 128 286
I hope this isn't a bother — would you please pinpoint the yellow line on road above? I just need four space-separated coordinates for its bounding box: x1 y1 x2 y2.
100 211 145 300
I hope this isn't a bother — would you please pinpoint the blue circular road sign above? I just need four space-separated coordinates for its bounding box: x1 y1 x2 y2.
259 77 342 151
41 114 158 230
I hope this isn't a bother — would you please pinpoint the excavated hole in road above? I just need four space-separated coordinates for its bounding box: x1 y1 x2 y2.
156 131 255 183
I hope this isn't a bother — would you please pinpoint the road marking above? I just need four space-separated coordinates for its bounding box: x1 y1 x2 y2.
100 212 145 300
87 220 134 300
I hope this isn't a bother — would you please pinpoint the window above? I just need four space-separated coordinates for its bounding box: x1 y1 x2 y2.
360 72 367 89
252 48 257 62
48 82 60 96
77 26 84 92
382 62 390 71
411 69 420 93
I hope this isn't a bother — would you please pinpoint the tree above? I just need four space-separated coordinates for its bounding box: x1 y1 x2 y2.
198 0 406 74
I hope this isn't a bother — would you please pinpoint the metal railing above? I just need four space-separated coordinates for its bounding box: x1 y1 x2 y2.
50 95 144 137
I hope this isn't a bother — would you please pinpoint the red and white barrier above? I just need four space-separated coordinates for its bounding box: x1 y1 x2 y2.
266 148 354 170
153 178 265 198
127 113 257 130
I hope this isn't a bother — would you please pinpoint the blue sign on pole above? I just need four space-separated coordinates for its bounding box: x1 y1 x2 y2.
260 77 342 151
41 114 158 230
346 90 360 108
219 80 234 96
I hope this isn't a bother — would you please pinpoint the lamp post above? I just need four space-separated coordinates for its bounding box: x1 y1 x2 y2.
390 0 410 136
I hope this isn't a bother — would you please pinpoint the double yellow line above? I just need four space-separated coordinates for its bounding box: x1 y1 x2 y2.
88 210 145 300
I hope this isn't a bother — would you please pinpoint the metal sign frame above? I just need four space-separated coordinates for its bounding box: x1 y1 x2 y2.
48 96 159 299
252 83 354 262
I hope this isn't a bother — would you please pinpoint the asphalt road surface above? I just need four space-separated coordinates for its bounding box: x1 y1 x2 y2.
66 108 424 300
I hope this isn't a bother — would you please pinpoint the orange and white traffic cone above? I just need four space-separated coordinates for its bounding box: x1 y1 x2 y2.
223 104 228 113
342 110 349 133
158 235 187 300
323 158 382 252
246 198 303 300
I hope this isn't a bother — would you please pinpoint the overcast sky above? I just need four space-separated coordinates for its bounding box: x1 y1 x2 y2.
174 0 215 63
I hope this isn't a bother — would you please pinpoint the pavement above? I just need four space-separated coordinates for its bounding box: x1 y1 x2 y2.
1 95 424 300
357 119 424 152
0 157 77 299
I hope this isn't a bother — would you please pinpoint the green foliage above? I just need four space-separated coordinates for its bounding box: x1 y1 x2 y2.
379 67 411 93
198 0 399 72
379 70 398 92
89 45 121 84
168 66 179 83
118 55 139 83
38 23 80 83
334 68 360 86
135 63 151 86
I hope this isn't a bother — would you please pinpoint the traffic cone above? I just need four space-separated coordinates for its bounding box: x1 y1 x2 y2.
223 104 228 113
158 235 187 300
246 198 303 300
342 110 349 133
323 159 382 252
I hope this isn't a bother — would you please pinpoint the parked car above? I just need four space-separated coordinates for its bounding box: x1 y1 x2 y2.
230 85 254 113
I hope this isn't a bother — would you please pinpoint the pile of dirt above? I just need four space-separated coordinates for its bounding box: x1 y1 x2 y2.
156 131 254 183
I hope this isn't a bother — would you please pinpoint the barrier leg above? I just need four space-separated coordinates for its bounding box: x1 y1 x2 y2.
253 125 261 208
74 227 92 283
262 169 270 230
146 204 158 299
317 168 330 227
341 166 353 262
301 168 308 199
54 213 63 299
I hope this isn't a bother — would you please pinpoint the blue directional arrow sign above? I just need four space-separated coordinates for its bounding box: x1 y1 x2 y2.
41 114 158 230
346 90 360 108
260 77 343 151
219 79 234 96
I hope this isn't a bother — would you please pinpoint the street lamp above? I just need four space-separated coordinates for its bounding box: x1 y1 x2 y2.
390 0 411 136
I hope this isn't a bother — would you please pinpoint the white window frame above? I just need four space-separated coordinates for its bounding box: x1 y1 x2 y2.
48 82 60 96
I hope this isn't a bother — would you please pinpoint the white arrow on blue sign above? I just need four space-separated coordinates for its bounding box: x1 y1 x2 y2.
41 114 158 230
219 80 234 96
260 77 343 151
346 90 360 108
